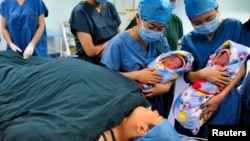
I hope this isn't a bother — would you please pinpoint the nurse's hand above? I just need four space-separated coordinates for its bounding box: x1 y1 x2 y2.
137 68 162 84
143 82 173 98
10 43 22 52
96 41 109 56
200 68 230 87
200 94 223 122
23 43 35 59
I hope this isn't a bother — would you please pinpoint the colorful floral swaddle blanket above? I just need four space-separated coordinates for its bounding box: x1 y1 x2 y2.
173 40 250 135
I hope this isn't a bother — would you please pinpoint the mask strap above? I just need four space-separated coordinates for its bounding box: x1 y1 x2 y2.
136 15 144 31
139 17 146 29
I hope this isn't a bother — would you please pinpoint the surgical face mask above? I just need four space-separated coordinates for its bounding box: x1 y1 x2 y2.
138 19 164 43
95 0 107 4
193 14 221 35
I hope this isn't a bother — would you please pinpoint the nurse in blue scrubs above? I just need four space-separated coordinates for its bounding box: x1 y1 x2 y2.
174 0 250 138
101 0 172 116
69 0 121 65
1 0 48 59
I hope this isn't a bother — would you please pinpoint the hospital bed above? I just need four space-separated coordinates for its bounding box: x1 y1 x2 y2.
0 50 208 141
0 50 149 141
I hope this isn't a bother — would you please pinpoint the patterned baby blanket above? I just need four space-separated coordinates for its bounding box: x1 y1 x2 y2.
173 40 250 135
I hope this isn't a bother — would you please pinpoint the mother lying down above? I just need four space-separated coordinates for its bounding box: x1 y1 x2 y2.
0 51 202 141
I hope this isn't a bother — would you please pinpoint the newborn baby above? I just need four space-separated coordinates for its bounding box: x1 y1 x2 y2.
158 55 185 70
213 48 230 69
138 50 194 90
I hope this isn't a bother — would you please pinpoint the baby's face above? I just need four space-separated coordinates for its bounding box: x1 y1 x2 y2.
159 55 183 69
214 51 229 67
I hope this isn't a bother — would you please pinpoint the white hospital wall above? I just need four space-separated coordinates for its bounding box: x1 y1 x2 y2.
0 0 249 52
43 0 80 32
42 0 80 54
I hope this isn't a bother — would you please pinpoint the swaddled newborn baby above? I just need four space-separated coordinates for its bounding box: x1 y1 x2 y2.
158 55 185 70
138 50 194 90
173 40 250 135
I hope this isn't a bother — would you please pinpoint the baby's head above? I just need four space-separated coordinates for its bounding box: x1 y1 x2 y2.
213 48 230 69
158 55 185 70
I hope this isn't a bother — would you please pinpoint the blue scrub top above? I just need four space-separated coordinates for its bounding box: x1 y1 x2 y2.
69 1 121 64
101 31 169 71
176 18 250 138
101 31 170 116
1 0 49 57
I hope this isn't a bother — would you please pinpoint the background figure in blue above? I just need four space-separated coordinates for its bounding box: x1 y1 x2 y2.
238 70 250 125
175 0 250 139
1 0 48 59
69 0 121 65
101 0 172 116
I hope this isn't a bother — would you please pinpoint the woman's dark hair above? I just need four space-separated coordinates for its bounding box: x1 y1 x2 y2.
244 18 250 33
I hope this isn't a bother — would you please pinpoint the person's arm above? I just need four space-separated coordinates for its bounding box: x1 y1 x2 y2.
26 14 44 46
201 64 246 121
120 67 174 98
95 27 121 56
1 16 22 52
184 66 230 86
217 64 246 100
29 14 45 45
76 31 105 57
117 27 121 33
23 14 46 59
142 81 175 98
120 68 162 84
1 16 13 45
95 26 120 56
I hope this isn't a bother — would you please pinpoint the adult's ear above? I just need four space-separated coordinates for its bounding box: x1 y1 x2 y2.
136 121 148 136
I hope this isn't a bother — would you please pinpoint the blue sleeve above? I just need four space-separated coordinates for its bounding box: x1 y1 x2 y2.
101 38 122 71
0 0 7 18
69 3 92 36
38 0 48 17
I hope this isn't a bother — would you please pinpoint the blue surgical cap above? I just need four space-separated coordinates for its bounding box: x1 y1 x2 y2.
184 0 217 19
136 119 180 141
138 0 171 24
